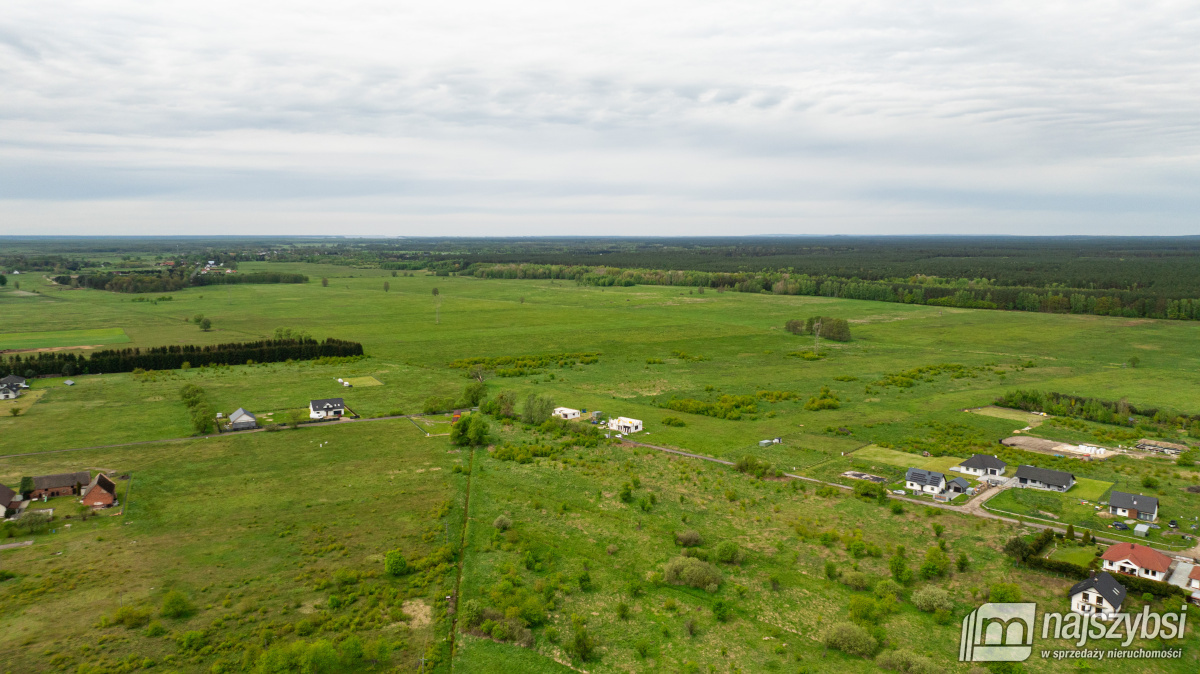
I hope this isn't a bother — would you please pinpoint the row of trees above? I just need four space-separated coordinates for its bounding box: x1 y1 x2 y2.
190 271 308 286
0 338 364 378
51 270 307 293
996 389 1200 428
466 263 1200 322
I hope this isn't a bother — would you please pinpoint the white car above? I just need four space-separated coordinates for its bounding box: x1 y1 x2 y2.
893 490 906 495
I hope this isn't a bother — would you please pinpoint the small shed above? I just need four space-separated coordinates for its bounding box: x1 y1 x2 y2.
64 380 75 386
1134 524 1150 538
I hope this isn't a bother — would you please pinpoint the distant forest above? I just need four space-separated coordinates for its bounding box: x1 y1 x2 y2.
5 235 1200 319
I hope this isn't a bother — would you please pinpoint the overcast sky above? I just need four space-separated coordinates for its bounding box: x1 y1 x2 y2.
1 1 1198 236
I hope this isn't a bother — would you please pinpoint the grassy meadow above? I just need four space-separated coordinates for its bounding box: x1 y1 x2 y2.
2 263 1200 672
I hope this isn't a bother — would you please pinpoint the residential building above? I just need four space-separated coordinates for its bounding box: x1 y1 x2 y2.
1108 491 1158 522
1015 465 1075 492
946 477 970 495
309 398 345 419
228 408 258 431
553 407 581 420
958 454 1007 477
1069 571 1126 618
81 474 118 507
0 375 28 388
1101 542 1173 582
0 483 15 516
607 417 643 434
0 383 19 400
905 468 946 495
28 472 91 499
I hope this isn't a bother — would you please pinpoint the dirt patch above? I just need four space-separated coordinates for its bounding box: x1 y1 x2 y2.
0 344 102 354
402 599 432 627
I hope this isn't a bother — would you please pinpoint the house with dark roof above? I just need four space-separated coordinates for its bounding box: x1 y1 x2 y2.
946 477 970 494
1101 542 1173 582
1070 571 1126 617
0 383 20 400
0 375 28 388
0 483 15 516
1015 465 1075 492
28 472 91 499
228 408 258 431
309 398 346 420
1108 491 1158 522
958 454 1007 477
81 474 118 508
905 468 946 495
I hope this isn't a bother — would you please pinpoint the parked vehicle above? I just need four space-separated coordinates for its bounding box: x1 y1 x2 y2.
1113 522 1130 531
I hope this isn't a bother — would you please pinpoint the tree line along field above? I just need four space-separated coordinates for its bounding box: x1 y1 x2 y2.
2 261 1200 672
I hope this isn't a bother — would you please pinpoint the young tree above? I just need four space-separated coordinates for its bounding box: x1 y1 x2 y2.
19 476 34 495
321 277 329 287
1065 524 1075 541
432 287 441 324
383 281 390 292
199 317 212 331
920 547 950 579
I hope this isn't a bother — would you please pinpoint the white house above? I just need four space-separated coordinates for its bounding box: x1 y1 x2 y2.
957 454 1007 478
905 468 946 495
1015 465 1075 492
0 375 29 389
1101 542 1172 582
1108 491 1158 522
553 407 581 420
0 384 19 400
228 408 258 431
309 398 346 420
1069 572 1126 618
607 417 643 434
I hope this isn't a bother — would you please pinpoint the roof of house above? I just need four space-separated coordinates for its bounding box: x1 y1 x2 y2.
1189 566 1200 582
0 483 14 508
229 408 256 422
83 473 117 497
948 477 970 490
553 407 579 414
1101 542 1172 573
1015 465 1074 487
905 467 945 486
1108 491 1159 513
32 471 91 491
310 398 345 410
0 375 25 385
960 454 1007 470
0 383 18 394
1069 571 1126 609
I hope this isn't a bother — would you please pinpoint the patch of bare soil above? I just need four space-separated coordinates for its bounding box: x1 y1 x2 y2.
402 599 432 627
0 344 101 354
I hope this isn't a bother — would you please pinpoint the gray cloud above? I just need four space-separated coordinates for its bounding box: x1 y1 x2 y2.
1 1 1198 234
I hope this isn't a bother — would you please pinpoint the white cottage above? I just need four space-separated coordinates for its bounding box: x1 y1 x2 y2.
905 468 946 495
553 407 581 420
607 417 643 434
1069 572 1126 618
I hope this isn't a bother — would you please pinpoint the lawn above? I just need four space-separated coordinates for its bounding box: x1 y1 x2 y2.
0 327 129 350
919 456 972 476
849 444 919 467
1073 477 1115 501
1048 544 1102 566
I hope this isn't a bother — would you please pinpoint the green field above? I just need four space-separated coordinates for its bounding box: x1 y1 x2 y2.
0 327 130 350
1048 544 1103 566
1073 477 1115 501
2 262 1200 672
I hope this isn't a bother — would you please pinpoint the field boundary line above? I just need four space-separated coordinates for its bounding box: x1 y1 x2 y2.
448 446 477 670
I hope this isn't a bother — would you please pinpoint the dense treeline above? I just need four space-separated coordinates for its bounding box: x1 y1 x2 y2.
466 263 1200 321
995 390 1200 428
191 272 308 286
0 338 364 377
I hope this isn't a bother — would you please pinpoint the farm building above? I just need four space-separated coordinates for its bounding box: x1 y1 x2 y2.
0 383 19 400
1101 542 1172 582
1069 571 1126 618
1136 439 1188 456
904 468 946 495
1 374 29 388
228 408 258 431
1108 491 1158 522
309 398 346 419
957 454 1006 477
607 417 643 434
553 407 581 420
81 474 118 507
28 471 91 499
1015 465 1075 492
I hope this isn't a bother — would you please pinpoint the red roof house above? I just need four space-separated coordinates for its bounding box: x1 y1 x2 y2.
1101 542 1173 581
81 474 118 507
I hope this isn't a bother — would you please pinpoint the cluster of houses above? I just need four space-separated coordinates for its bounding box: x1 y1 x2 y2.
551 406 643 434
903 453 1011 499
1 471 120 519
0 374 28 400
1068 541 1200 615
